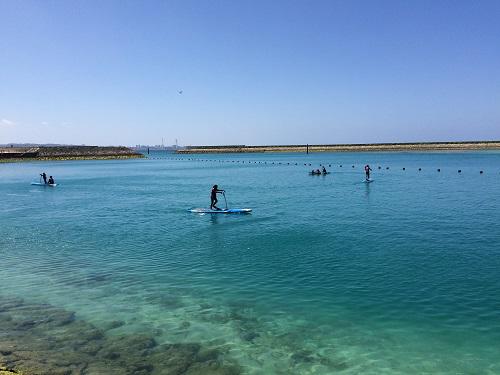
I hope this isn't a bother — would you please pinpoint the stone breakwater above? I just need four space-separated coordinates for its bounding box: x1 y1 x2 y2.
0 295 240 375
0 146 143 162
178 141 500 154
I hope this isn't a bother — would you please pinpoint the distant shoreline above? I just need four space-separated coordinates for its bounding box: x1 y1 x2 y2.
178 141 500 154
0 146 143 163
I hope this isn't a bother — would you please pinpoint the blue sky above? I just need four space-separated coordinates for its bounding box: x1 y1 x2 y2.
1 0 499 146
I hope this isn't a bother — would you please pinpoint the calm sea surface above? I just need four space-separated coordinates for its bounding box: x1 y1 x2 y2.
1 152 500 374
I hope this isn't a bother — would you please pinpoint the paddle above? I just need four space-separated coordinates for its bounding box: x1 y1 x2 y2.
223 191 228 210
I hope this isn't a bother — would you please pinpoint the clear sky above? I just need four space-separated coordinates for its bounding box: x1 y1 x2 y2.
1 0 499 146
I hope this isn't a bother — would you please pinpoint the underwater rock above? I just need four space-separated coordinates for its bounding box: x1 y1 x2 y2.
102 351 121 360
0 349 13 356
0 296 242 375
104 335 157 353
77 340 103 356
195 348 219 363
13 320 37 330
46 310 75 327
184 361 241 375
290 349 315 364
11 359 74 375
240 331 260 342
0 296 24 313
148 343 201 374
0 314 13 323
68 324 105 343
103 320 125 331
330 360 349 371
83 362 128 375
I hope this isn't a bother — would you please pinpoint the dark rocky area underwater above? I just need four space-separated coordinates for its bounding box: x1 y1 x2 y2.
0 295 241 375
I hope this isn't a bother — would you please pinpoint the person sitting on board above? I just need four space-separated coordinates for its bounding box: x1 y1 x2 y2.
48 176 55 185
322 166 327 174
364 164 372 180
210 185 225 210
40 172 47 184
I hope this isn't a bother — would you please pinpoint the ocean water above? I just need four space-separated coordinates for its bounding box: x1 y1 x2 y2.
1 151 500 374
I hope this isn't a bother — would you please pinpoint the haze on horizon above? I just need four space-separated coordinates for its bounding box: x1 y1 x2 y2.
1 0 499 147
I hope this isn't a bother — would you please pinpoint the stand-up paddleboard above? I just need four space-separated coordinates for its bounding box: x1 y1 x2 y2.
190 191 251 214
364 179 374 183
31 182 58 187
309 172 330 175
188 208 252 214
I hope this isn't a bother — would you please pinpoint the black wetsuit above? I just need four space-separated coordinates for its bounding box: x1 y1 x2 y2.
365 166 371 180
210 189 218 209
211 187 225 209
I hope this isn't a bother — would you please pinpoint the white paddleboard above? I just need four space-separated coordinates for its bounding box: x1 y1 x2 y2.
189 208 252 214
31 182 58 187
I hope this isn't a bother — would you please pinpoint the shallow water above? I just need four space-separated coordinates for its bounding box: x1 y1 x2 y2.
1 152 500 374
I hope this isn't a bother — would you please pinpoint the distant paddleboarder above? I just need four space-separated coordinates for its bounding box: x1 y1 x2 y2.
48 176 55 185
40 172 47 184
364 164 372 180
210 185 225 210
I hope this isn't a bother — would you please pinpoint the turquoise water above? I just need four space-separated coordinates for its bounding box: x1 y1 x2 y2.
1 152 500 374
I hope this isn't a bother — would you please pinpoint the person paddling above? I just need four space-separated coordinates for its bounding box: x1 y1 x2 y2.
40 172 47 184
322 166 327 174
210 185 225 210
364 164 372 180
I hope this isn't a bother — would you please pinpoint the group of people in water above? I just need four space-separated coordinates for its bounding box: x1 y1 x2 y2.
309 164 372 180
40 172 55 185
310 166 329 175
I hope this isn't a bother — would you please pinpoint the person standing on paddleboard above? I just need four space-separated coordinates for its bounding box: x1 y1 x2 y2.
210 185 225 210
40 172 47 184
364 164 372 180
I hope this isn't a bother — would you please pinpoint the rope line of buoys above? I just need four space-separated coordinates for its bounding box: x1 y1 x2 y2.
146 156 490 174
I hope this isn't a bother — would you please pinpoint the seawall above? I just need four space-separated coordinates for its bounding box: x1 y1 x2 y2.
0 146 143 162
177 141 500 154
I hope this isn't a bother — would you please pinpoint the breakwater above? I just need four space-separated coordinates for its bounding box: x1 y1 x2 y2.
0 146 143 162
178 141 500 154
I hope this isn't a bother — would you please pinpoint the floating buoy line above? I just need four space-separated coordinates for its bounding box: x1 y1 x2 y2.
143 155 493 175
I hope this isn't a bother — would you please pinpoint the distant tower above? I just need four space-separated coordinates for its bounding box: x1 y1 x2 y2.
175 139 178 150
162 137 164 149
